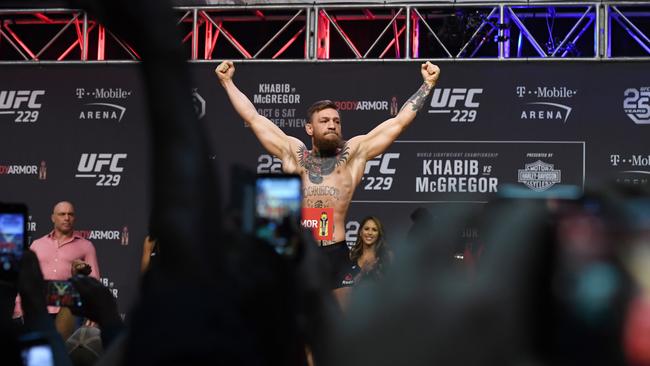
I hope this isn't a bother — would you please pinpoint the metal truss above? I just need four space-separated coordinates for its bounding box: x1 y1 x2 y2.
0 9 140 61
1 2 650 62
503 3 599 58
606 2 650 57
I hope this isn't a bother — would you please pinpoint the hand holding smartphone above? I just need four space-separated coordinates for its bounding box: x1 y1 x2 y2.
0 203 28 276
255 174 302 256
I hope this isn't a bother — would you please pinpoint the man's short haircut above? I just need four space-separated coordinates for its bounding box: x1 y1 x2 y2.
307 100 338 123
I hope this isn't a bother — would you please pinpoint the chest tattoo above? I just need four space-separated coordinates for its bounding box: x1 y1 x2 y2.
298 144 350 184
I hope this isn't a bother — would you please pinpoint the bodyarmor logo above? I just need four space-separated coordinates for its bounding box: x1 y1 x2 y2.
517 160 562 192
75 153 127 187
0 160 47 180
302 208 333 241
78 230 121 241
333 100 390 111
0 90 45 123
390 96 399 116
121 226 129 246
39 161 47 180
624 88 650 124
428 88 482 123
319 212 329 237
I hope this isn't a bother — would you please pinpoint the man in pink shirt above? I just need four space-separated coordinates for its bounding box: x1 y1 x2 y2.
31 201 100 284
15 201 100 336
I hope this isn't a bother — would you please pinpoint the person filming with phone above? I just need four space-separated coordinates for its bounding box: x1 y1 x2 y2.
15 201 100 339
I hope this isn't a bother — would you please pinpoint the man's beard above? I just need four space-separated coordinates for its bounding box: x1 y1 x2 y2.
314 133 343 155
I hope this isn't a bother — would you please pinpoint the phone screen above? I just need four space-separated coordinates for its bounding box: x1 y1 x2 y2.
255 174 302 255
45 280 82 308
0 205 27 272
21 344 54 366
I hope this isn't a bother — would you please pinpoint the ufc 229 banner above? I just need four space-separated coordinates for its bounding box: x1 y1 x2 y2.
0 62 648 314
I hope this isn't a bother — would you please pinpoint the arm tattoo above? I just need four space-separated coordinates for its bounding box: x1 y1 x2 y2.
401 82 433 113
298 143 350 184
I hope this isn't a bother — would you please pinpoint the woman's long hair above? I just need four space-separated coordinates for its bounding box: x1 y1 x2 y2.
350 216 388 264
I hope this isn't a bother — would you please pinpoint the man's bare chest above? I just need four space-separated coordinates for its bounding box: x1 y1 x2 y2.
301 168 353 203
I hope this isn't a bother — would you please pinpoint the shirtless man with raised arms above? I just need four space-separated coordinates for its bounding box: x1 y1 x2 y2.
216 61 440 289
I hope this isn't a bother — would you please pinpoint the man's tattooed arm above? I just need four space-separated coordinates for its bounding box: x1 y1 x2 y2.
355 65 438 159
400 82 434 113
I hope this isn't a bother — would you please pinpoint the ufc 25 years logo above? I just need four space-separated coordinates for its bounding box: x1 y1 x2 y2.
624 87 650 125
75 153 127 186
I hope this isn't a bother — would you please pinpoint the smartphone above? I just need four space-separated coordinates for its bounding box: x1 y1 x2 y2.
0 203 28 273
255 174 302 256
45 280 82 308
19 333 54 366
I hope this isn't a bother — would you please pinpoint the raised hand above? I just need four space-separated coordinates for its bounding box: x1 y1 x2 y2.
421 61 441 86
215 60 235 82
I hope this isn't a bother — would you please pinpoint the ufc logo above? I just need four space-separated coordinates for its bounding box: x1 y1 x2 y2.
77 153 127 173
364 153 399 175
430 88 482 108
0 90 45 109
